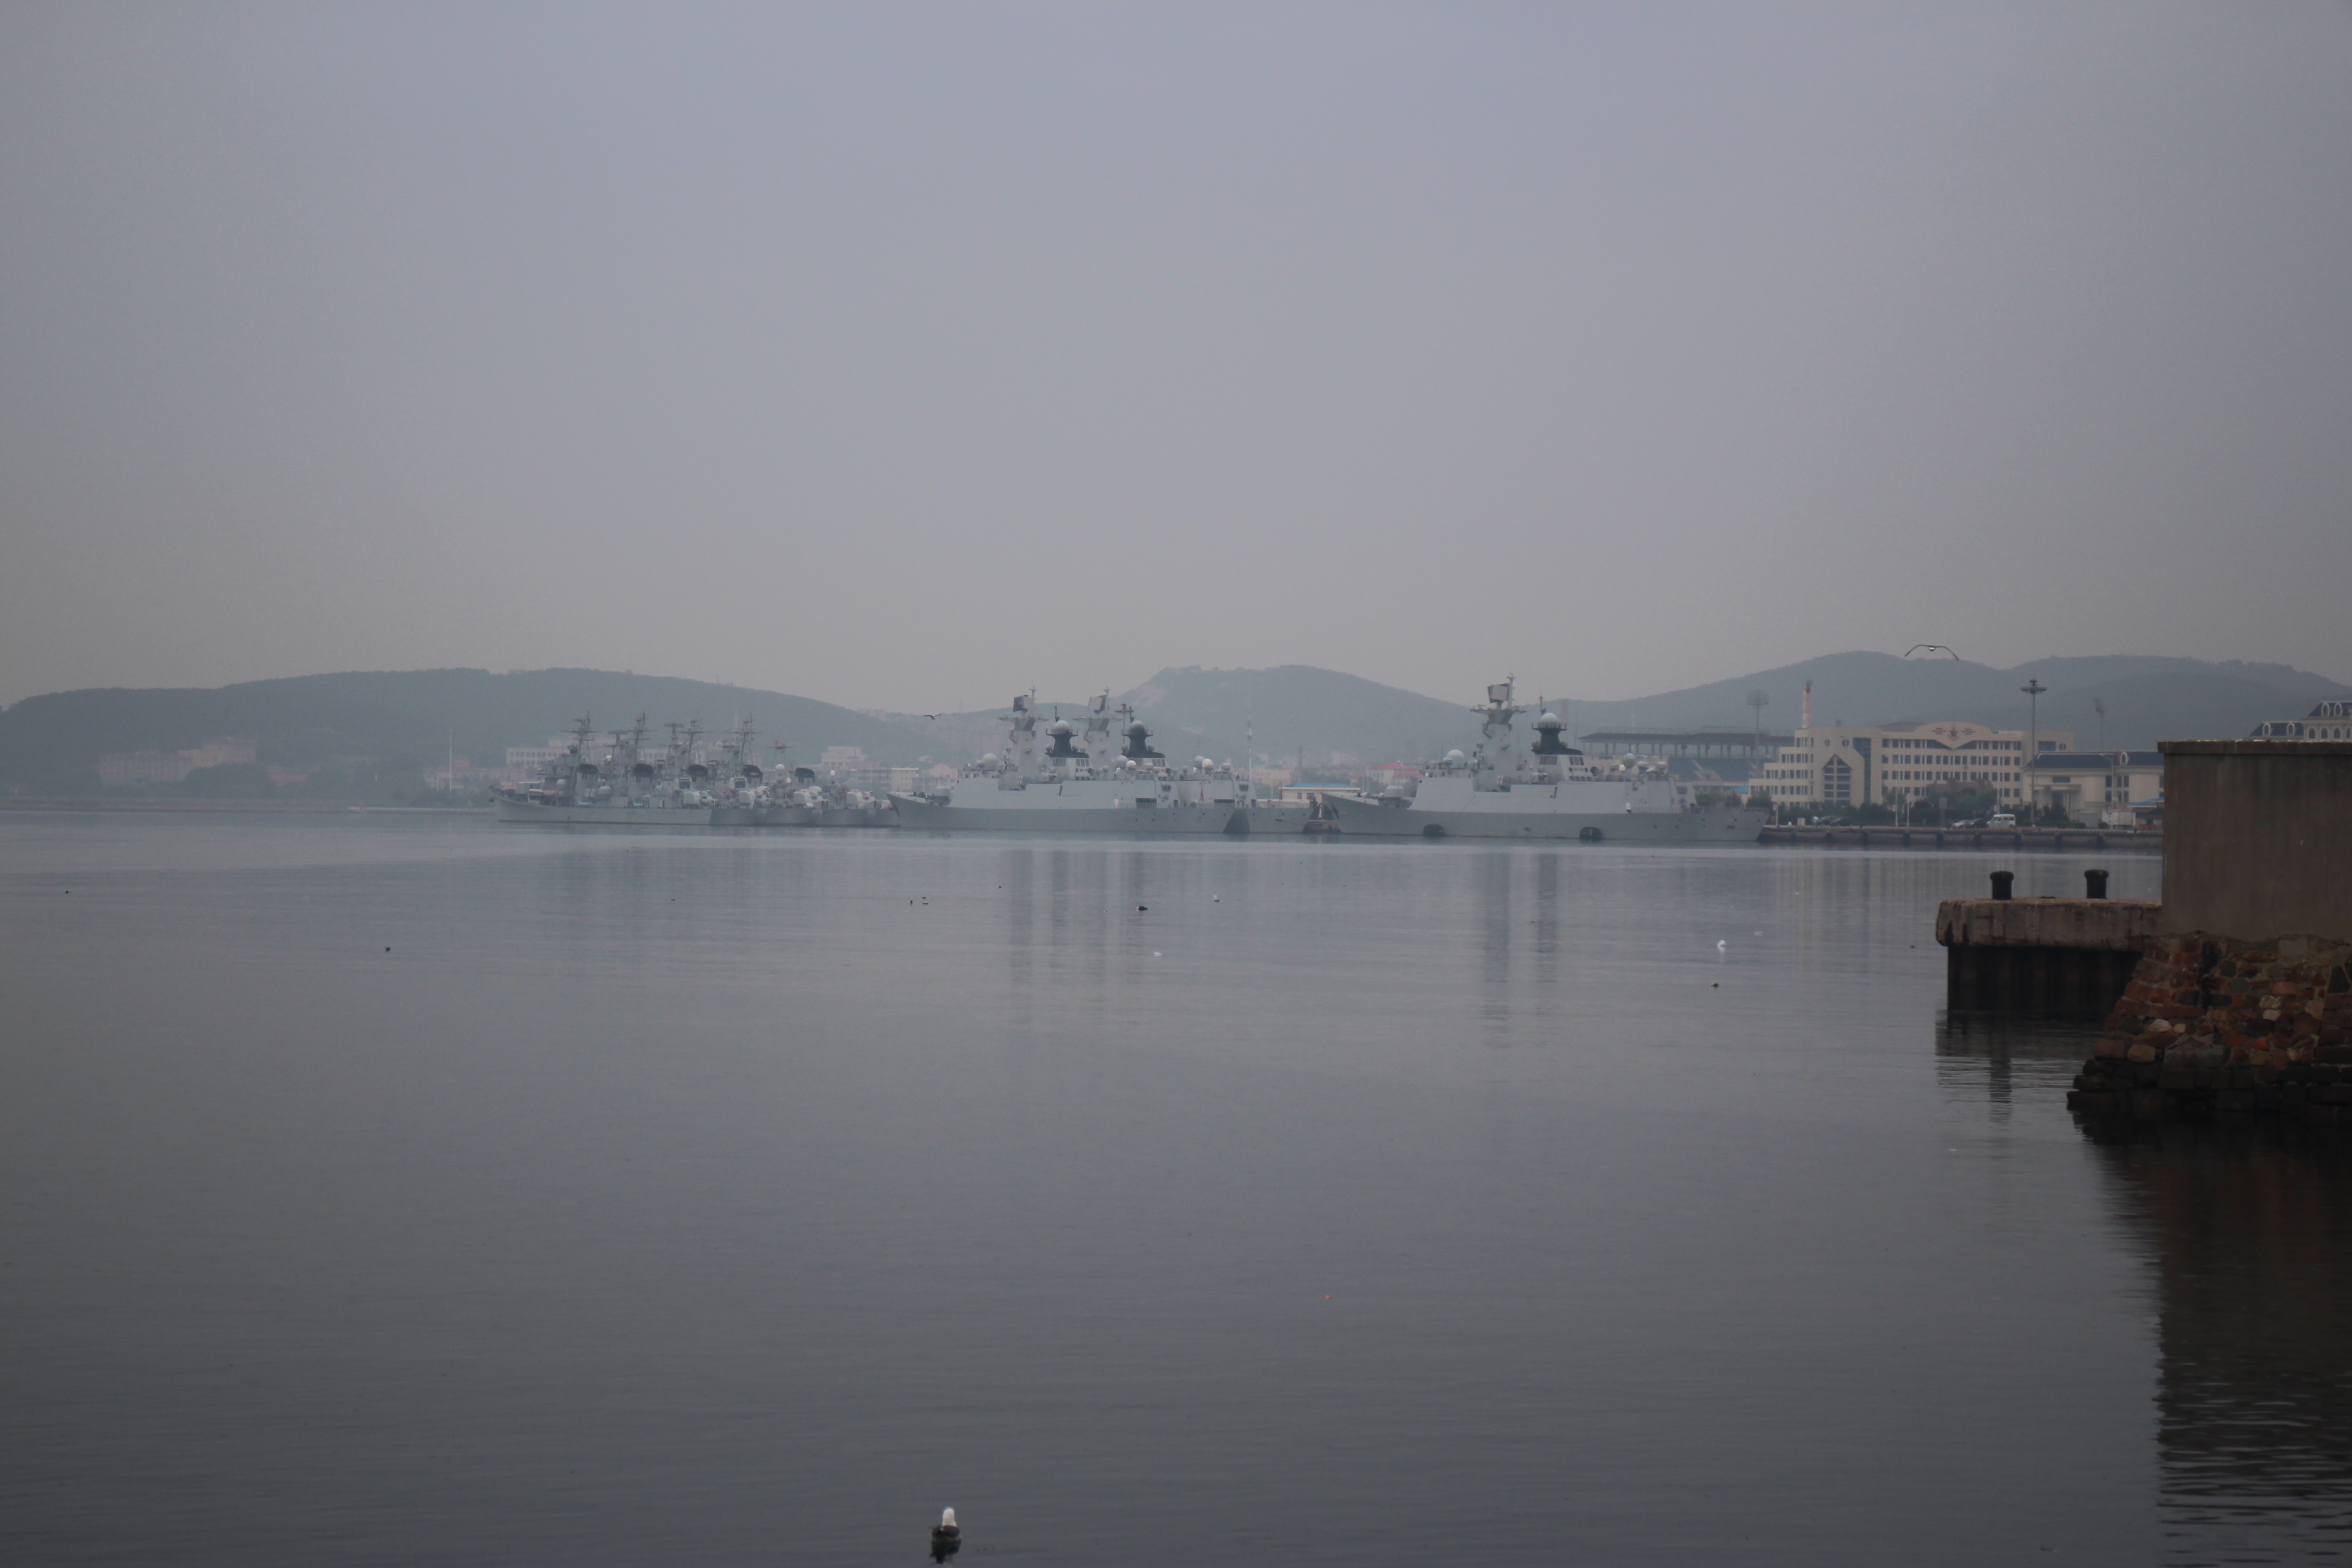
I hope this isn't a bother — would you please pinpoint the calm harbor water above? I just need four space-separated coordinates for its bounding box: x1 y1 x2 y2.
2 814 2346 1565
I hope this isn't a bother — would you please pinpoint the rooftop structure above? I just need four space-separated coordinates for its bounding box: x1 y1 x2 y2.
2249 699 2352 741
1575 728 1793 760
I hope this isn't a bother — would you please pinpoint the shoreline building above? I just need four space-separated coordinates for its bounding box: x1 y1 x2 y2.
1754 688 2066 811
97 736 258 788
2026 750 2165 826
2250 699 2352 741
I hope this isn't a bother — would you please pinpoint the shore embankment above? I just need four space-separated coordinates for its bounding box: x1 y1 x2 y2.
0 797 482 815
1765 823 2159 853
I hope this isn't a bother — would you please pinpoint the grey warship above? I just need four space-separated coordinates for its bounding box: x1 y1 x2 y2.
1318 680 1768 842
494 715 712 826
891 694 1243 833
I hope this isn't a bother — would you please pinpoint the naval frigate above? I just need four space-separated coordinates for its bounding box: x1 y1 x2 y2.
890 693 1243 833
1317 679 1768 843
494 715 713 826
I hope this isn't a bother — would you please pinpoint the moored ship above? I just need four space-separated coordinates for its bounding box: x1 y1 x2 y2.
1318 680 1768 842
706 723 781 826
494 715 714 826
891 694 1243 833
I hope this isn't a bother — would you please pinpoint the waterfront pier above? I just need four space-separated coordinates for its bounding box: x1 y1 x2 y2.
1937 872 2159 1011
2069 740 2352 1123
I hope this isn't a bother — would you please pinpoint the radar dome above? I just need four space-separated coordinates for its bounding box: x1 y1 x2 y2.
1049 718 1075 736
980 752 1000 767
1537 711 1563 728
1444 748 1468 764
1126 721 1149 737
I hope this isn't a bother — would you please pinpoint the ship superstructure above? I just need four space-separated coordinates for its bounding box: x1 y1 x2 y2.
891 692 1244 833
494 713 711 825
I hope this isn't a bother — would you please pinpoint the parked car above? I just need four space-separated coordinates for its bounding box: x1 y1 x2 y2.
1988 812 2017 827
1951 817 1985 828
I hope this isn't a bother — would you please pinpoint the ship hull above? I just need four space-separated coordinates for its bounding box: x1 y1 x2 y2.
495 799 710 826
892 794 1238 834
813 805 898 828
1323 794 1766 842
1232 802 1313 835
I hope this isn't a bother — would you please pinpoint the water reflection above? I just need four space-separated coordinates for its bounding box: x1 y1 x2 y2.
1934 1011 2102 1125
1478 852 1511 1039
2084 1119 2352 1564
1531 853 1560 986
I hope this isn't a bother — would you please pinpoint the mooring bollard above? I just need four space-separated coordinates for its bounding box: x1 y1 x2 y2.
1990 870 2014 902
2084 868 2109 900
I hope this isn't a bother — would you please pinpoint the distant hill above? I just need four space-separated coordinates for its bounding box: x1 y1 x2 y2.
9 653 2342 797
1561 652 2351 753
1117 666 1475 770
867 666 1476 774
0 669 930 796
877 653 2349 769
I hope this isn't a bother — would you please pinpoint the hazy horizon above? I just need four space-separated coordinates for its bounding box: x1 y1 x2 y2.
8 644 2351 722
5 3 2349 710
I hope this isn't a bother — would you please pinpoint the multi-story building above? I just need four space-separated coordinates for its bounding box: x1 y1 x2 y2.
1752 688 2066 810
505 739 574 771
2249 699 2352 741
2026 751 2164 824
97 737 257 787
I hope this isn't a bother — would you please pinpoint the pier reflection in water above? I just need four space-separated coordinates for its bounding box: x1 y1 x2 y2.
2088 1119 2352 1565
1942 1009 2352 1563
1936 1011 2105 1127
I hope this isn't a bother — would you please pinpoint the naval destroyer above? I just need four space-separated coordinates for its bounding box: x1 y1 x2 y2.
1318 680 1768 842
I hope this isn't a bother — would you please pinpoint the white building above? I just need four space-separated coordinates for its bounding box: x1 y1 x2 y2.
1753 690 2067 810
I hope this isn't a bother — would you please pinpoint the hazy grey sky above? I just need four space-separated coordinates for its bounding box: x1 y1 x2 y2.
3 2 2347 712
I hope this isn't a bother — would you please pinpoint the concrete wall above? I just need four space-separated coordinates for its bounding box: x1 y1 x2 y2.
2162 740 2352 942
1937 897 2161 1013
1936 897 2161 951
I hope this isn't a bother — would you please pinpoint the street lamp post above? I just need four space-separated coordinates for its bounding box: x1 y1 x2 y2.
2021 678 2046 823
1901 644 1963 825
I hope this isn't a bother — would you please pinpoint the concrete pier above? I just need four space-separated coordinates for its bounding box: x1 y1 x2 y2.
1937 880 2161 1011
2070 740 2352 1122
